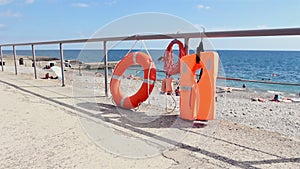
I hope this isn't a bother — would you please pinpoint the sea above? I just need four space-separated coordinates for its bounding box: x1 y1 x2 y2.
2 49 300 95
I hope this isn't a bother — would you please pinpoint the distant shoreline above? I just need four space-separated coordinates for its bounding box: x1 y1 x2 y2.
1 50 300 94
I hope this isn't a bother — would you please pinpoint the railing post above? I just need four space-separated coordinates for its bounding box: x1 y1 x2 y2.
59 43 65 87
103 41 108 97
0 46 3 71
184 38 189 55
13 45 17 75
31 44 37 79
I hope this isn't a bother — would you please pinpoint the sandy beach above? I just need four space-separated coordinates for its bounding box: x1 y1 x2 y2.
0 59 299 168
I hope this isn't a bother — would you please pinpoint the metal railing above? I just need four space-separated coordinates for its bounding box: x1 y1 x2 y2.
0 27 300 96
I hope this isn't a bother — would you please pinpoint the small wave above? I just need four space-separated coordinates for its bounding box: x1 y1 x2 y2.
267 90 284 94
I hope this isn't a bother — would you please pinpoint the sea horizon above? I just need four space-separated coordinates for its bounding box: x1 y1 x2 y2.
1 49 300 94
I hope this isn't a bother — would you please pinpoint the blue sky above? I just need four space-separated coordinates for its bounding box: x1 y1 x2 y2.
0 0 299 50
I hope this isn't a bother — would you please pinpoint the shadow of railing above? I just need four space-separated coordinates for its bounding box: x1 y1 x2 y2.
77 102 192 128
1 78 300 169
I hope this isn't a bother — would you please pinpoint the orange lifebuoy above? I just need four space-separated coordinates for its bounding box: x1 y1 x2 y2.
164 39 186 77
110 52 156 109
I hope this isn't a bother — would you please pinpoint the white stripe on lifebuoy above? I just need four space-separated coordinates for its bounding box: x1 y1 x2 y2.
181 86 192 91
143 79 155 85
133 52 138 65
120 96 127 107
112 75 122 80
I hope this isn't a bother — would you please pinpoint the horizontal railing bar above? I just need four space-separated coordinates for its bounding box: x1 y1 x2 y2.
1 27 300 47
205 27 300 38
217 76 300 86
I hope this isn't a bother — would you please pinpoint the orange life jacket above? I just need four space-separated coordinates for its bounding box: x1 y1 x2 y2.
179 52 219 121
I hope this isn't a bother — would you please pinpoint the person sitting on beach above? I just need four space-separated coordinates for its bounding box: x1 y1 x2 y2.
43 65 51 69
270 94 282 102
270 94 292 102
42 73 50 79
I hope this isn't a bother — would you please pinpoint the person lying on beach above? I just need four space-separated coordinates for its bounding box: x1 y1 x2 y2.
94 72 102 77
252 94 296 103
217 87 232 93
41 73 58 79
251 98 266 102
127 74 134 79
157 56 164 62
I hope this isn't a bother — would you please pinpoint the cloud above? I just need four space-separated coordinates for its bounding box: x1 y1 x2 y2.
24 0 34 4
72 2 89 8
104 0 116 6
193 24 206 30
0 0 13 6
0 24 6 30
195 4 210 10
257 25 268 29
0 10 22 17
